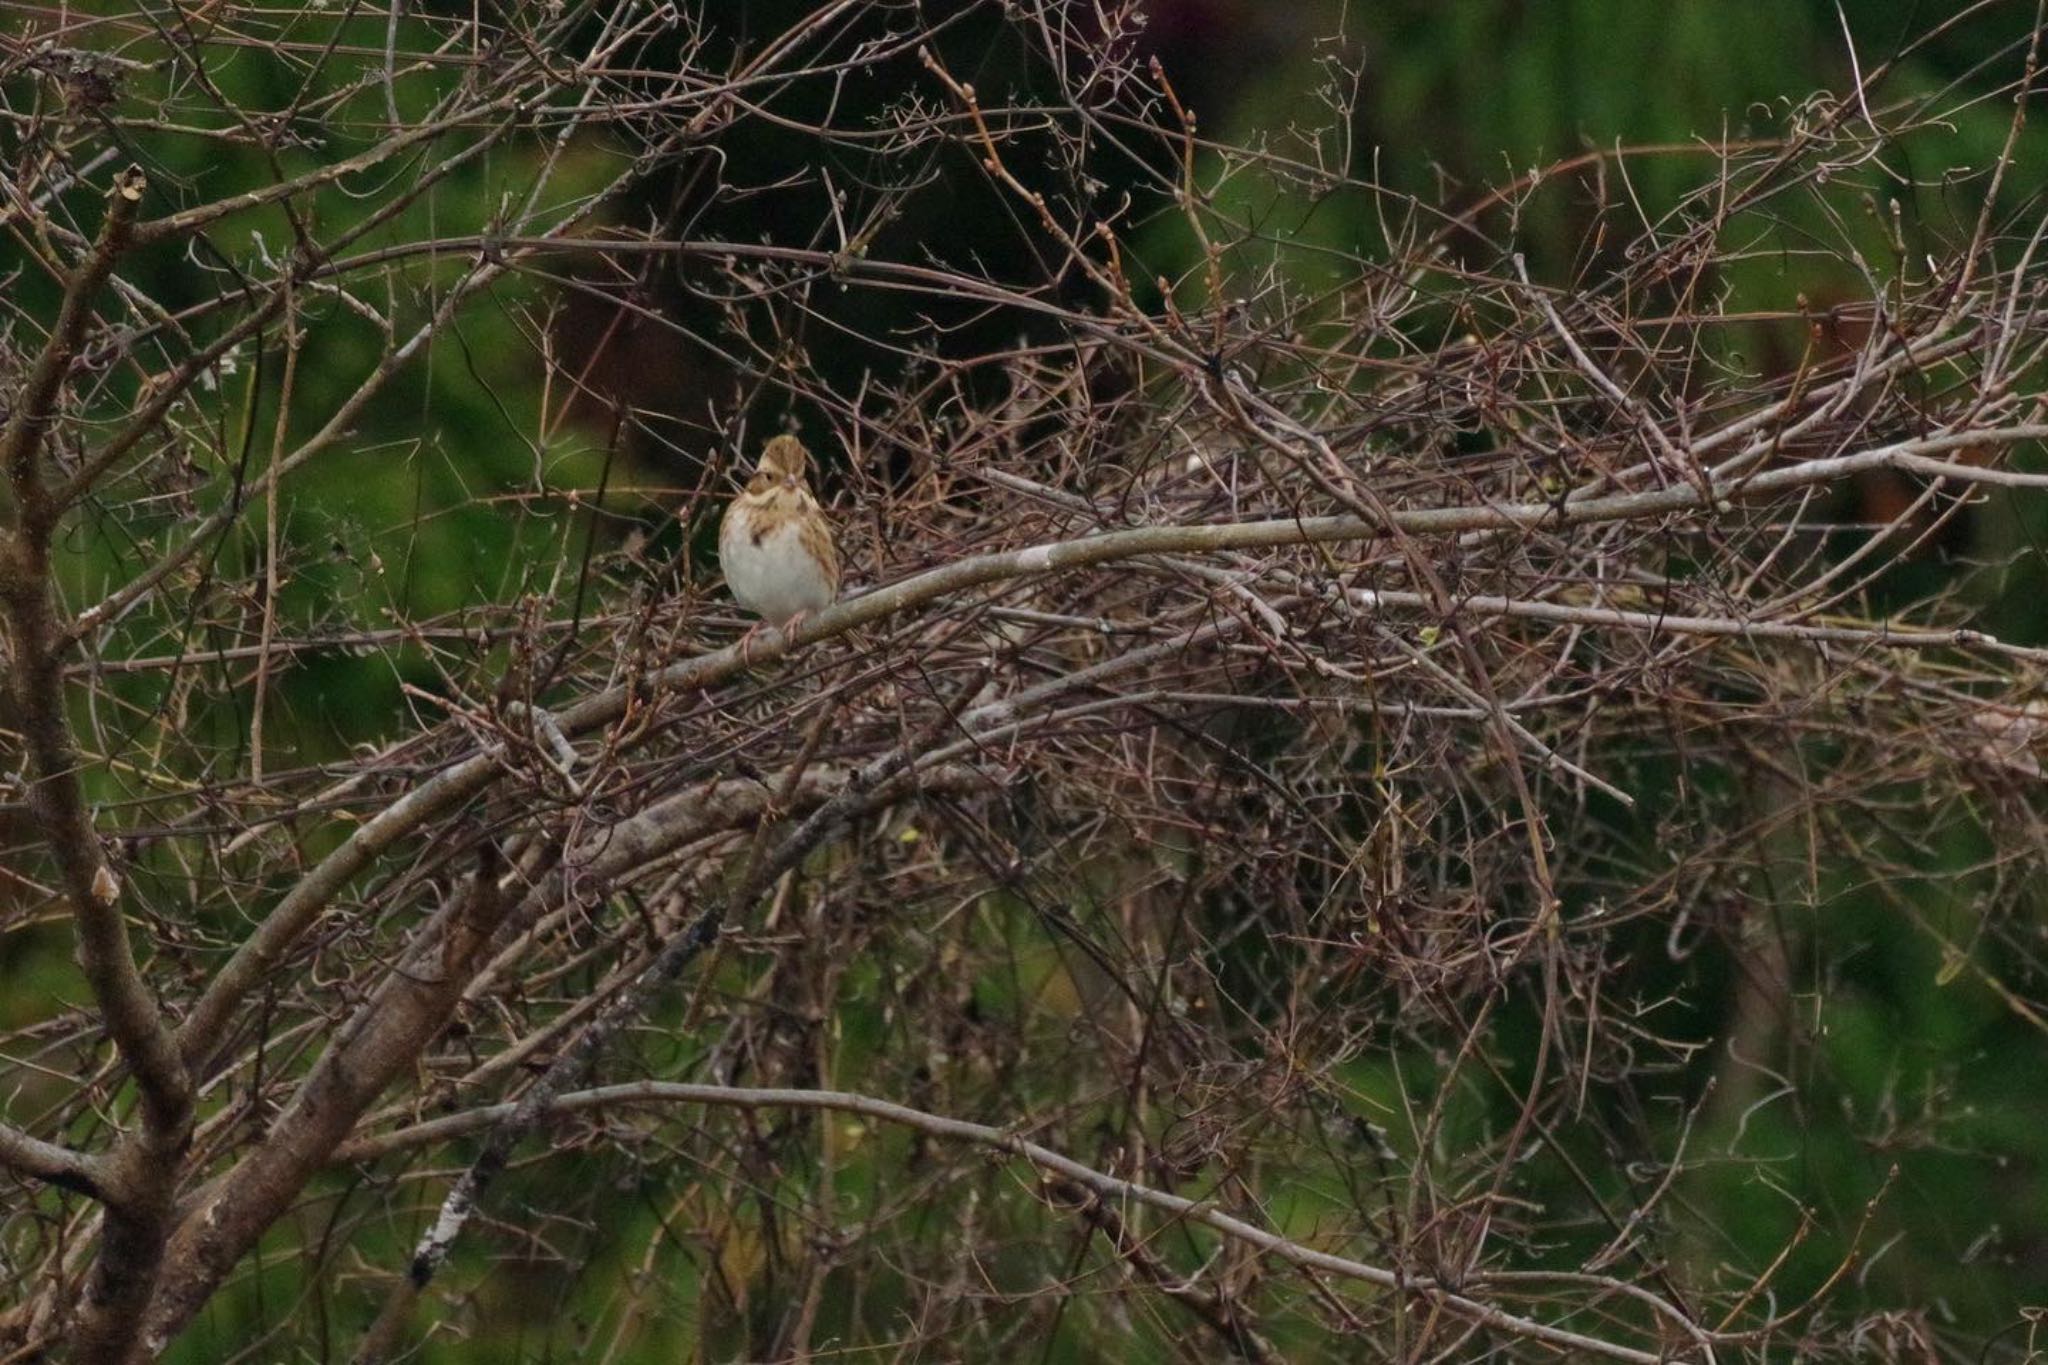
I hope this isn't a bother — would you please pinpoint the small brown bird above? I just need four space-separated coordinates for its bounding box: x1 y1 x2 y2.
717 433 840 638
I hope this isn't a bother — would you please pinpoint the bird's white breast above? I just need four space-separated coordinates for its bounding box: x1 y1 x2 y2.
719 508 836 622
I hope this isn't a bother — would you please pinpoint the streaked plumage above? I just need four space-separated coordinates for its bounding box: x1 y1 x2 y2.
718 434 840 627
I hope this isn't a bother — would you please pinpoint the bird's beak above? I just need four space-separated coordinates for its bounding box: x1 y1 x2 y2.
783 473 799 489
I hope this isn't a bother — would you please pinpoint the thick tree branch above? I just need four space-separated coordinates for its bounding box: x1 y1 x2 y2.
143 759 994 1351
343 693 975 1364
168 422 2048 1077
1 9 2039 1361
0 167 194 1365
0 1124 104 1200
140 845 515 1347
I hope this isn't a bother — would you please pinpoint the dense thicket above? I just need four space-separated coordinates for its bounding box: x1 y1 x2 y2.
3 3 2047 1360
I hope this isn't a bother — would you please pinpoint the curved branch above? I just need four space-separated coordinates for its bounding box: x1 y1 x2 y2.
336 1081 1689 1365
144 757 994 1349
170 420 2048 1074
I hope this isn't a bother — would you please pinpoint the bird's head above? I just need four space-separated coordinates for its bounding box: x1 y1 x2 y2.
751 434 812 494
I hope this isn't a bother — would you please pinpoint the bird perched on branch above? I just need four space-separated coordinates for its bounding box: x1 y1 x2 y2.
718 433 840 644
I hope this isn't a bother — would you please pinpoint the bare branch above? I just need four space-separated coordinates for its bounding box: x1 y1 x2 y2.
338 1081 1683 1365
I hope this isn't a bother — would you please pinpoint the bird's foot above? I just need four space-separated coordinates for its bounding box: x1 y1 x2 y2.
735 612 815 666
